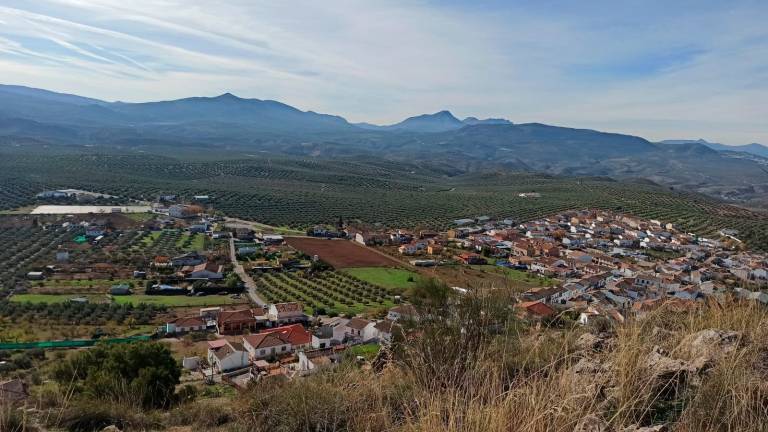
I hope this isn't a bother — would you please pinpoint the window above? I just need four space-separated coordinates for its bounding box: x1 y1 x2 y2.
281 346 286 351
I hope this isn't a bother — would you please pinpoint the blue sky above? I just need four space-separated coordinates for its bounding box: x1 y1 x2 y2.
0 0 766 144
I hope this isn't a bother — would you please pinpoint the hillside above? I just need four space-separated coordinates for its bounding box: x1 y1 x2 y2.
2 147 768 250
2 84 768 205
7 292 767 432
661 139 768 158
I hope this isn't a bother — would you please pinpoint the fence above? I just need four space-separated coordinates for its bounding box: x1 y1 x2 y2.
0 335 151 350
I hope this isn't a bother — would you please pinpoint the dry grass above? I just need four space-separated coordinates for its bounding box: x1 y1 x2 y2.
13 293 768 432
231 296 768 432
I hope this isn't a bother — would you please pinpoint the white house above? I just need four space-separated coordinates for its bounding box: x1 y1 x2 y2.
296 350 335 376
373 320 402 344
165 316 206 334
169 204 199 219
386 304 419 322
268 302 307 325
207 340 249 373
318 316 350 343
345 317 379 342
311 326 334 349
184 263 224 281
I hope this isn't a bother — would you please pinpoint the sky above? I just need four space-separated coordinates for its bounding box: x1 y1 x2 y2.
0 0 767 144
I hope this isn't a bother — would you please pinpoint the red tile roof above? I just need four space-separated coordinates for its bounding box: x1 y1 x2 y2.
243 333 288 350
273 302 303 313
261 324 311 346
516 300 556 317
218 309 255 324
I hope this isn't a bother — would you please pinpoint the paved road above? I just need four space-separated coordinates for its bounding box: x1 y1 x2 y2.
223 217 304 236
229 237 266 306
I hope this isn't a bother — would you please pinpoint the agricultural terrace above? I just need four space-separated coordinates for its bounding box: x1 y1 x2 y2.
3 152 768 250
285 237 400 268
254 271 398 316
0 225 72 290
112 295 244 307
29 279 135 295
134 229 208 255
0 300 165 342
10 294 108 304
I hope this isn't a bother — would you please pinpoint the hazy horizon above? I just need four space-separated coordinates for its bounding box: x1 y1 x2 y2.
1 1 766 144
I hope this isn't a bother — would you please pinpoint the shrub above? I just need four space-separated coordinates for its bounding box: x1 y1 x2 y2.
52 401 161 432
52 341 181 409
0 405 34 432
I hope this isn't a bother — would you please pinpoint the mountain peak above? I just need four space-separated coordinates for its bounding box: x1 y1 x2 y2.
433 110 457 118
382 110 464 132
214 92 240 100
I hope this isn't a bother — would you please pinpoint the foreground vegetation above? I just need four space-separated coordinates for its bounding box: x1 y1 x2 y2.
231 291 768 432
4 279 768 431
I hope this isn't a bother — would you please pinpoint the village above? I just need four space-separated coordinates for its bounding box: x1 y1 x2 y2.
4 193 768 395
351 209 768 320
156 205 768 388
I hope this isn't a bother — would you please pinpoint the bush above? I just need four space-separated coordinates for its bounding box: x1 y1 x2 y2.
53 401 161 432
52 341 181 409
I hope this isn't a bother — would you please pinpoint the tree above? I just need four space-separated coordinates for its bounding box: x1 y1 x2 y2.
408 277 453 317
225 273 241 290
53 342 181 408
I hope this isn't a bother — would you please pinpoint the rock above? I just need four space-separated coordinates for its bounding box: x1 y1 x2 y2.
574 414 612 432
645 346 694 380
576 333 605 352
572 357 607 375
677 329 740 369
621 424 668 432
649 326 673 343
643 346 698 398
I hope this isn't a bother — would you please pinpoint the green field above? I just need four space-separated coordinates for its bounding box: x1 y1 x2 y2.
343 267 421 290
10 294 107 304
112 294 242 307
348 343 380 359
176 232 206 251
41 279 133 288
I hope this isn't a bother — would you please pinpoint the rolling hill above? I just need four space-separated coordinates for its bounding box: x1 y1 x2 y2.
1 84 767 205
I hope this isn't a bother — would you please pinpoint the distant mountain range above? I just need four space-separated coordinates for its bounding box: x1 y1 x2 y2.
355 110 512 132
660 139 768 159
1 84 767 205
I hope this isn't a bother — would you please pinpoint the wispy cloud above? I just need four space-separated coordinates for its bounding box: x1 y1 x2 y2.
0 0 766 143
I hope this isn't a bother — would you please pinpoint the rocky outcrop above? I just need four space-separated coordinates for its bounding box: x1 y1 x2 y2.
574 415 611 432
571 329 744 432
676 329 741 370
576 333 610 352
621 425 668 432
